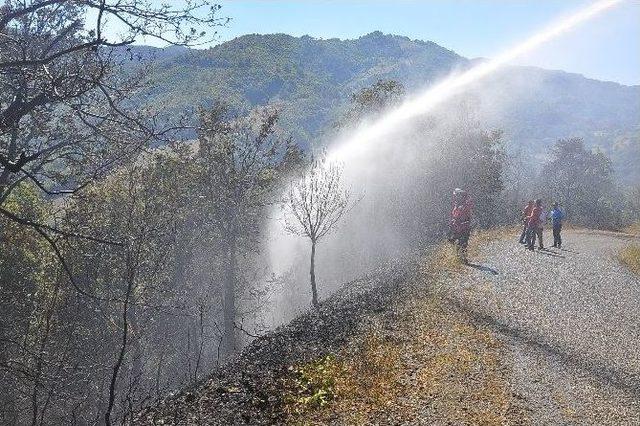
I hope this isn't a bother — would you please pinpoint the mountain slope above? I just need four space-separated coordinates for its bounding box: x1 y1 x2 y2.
135 253 529 425
137 32 465 143
132 32 640 182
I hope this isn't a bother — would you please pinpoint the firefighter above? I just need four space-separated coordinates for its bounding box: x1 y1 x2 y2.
448 188 473 263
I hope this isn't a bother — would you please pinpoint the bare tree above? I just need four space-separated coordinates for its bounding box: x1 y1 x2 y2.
283 154 356 307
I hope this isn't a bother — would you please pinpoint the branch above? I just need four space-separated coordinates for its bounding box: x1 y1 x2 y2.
0 207 122 246
0 0 67 30
233 321 261 339
22 169 92 196
0 39 131 69
31 225 109 301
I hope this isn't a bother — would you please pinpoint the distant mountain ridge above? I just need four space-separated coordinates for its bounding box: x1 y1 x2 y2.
129 32 640 183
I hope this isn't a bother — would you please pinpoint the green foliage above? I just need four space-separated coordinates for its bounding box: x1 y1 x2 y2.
337 79 406 128
539 138 621 228
0 183 57 423
0 182 51 302
132 33 638 178
444 127 506 229
618 244 640 275
135 33 464 148
415 111 507 233
607 130 640 185
289 355 342 410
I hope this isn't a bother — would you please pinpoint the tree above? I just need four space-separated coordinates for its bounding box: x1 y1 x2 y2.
0 106 301 423
539 137 618 228
336 79 405 128
503 145 535 221
48 161 185 424
403 104 506 239
0 184 51 425
196 104 300 356
0 0 225 253
283 154 355 307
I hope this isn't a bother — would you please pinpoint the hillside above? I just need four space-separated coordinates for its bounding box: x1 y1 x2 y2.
131 32 640 182
134 32 464 143
135 229 640 424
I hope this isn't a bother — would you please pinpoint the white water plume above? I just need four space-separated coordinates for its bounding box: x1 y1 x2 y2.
329 0 623 163
262 0 624 323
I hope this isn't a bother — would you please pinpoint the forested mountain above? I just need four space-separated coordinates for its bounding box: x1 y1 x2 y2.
132 32 640 182
136 32 464 143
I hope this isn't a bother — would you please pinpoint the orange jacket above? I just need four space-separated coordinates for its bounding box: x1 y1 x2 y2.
451 199 473 234
527 206 542 227
522 204 533 221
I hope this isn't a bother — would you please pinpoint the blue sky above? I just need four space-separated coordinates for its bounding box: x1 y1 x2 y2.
130 1 639 85
204 0 639 85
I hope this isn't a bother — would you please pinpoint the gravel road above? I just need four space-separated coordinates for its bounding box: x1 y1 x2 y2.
445 229 640 425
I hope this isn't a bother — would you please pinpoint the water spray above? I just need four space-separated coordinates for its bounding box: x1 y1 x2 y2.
329 0 623 163
264 0 623 321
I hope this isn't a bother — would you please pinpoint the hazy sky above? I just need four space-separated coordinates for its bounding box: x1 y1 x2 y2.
201 0 639 85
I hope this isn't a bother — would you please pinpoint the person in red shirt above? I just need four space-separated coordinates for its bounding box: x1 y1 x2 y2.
518 200 534 244
525 199 543 251
448 188 473 263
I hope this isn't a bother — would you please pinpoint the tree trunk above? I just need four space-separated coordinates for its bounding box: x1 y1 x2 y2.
129 304 143 386
105 264 135 426
310 240 318 308
222 236 237 359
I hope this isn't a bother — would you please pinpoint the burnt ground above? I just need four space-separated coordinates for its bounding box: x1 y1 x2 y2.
133 258 418 425
135 228 640 425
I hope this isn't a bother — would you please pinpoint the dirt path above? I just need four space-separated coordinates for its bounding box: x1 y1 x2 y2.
444 229 640 425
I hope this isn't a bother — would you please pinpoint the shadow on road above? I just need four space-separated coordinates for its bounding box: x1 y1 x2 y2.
537 249 566 259
465 262 499 275
448 298 640 399
559 248 579 254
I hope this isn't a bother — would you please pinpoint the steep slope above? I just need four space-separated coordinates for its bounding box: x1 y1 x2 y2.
134 254 528 425
130 32 640 182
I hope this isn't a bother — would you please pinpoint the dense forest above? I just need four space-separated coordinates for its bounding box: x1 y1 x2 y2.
128 32 640 184
1 1 638 425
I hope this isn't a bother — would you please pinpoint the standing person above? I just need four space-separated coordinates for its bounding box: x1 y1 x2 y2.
549 202 565 248
536 203 547 250
448 188 473 263
519 200 534 244
525 199 543 251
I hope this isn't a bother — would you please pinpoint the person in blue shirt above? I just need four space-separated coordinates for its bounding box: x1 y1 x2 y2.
549 202 565 248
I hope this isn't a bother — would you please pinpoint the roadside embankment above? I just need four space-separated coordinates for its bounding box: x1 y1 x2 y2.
135 230 527 425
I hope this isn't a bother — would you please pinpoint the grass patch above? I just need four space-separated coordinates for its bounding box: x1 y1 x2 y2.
283 329 405 424
618 244 640 275
426 226 518 275
284 296 527 425
284 355 344 414
428 242 465 273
